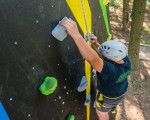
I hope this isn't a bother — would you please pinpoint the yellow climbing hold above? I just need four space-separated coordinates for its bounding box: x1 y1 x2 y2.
107 34 112 41
103 0 110 6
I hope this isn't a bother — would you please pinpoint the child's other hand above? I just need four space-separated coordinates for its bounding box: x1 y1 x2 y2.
89 33 98 45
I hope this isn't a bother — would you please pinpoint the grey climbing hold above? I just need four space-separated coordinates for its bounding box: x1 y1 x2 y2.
84 93 91 106
93 100 96 108
92 68 96 74
93 74 97 81
52 17 68 41
77 76 88 92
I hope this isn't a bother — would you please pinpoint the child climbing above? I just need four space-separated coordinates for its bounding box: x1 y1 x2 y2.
59 18 132 120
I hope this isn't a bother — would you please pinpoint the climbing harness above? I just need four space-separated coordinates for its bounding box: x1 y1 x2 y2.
96 89 123 113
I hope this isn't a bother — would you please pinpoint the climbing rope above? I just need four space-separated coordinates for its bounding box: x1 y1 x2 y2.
81 1 91 120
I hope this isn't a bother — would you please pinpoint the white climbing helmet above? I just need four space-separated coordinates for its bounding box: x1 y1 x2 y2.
98 40 127 61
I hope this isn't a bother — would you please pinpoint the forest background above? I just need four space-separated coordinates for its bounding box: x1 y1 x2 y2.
108 0 150 120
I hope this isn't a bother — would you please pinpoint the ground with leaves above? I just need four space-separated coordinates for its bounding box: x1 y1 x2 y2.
109 6 150 120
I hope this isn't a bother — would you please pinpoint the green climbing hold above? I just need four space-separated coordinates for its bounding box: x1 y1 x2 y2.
39 76 57 95
67 115 75 120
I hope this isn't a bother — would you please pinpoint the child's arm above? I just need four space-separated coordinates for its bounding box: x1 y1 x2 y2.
59 18 103 73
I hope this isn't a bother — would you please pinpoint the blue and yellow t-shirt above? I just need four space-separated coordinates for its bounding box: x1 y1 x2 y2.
96 56 132 98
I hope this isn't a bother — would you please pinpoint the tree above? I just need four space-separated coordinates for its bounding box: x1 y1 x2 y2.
122 0 130 31
128 0 147 70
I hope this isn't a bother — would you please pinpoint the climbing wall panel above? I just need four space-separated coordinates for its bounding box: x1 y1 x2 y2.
0 0 110 119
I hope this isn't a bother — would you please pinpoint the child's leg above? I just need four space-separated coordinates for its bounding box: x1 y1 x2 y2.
96 109 109 120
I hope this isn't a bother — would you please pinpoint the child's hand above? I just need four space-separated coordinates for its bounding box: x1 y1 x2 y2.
89 33 98 45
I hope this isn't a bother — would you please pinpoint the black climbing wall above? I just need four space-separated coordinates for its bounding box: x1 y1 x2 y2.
0 0 110 120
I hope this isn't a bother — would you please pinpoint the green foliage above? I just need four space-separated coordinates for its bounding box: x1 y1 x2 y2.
145 41 150 45
143 25 150 45
109 0 123 9
132 77 143 88
145 24 150 32
147 0 150 6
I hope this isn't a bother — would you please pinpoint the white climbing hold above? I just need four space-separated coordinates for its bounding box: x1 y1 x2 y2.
27 114 31 118
66 92 69 95
9 97 13 101
64 86 66 89
59 96 61 99
48 45 51 48
36 20 39 23
14 41 17 45
32 67 35 70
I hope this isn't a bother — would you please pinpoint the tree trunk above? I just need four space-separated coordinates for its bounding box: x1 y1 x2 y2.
128 0 147 71
122 0 130 31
